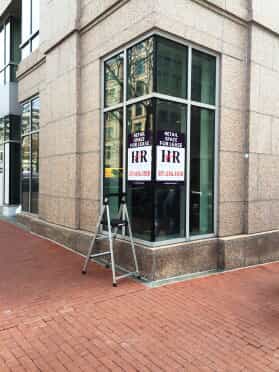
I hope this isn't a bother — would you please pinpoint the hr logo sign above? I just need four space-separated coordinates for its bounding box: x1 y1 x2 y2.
131 150 148 163
161 150 181 163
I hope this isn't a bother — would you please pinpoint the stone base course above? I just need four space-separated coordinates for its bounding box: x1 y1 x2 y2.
16 213 279 281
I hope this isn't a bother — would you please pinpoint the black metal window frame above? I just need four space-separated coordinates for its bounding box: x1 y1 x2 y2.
102 33 218 245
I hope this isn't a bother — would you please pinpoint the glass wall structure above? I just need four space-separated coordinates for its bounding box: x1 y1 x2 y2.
103 34 217 243
21 0 40 59
0 18 21 85
21 96 40 213
0 115 21 204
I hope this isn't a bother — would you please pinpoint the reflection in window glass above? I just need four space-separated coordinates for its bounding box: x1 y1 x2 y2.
0 28 4 70
22 103 30 135
21 44 30 60
32 0 40 33
5 22 10 64
4 116 10 142
105 54 123 107
21 97 40 213
104 109 123 218
21 135 31 212
103 35 217 242
31 34 40 51
192 50 216 105
127 100 153 240
190 107 215 235
31 133 39 213
127 38 154 99
32 97 40 131
155 100 187 241
157 37 188 99
21 0 40 59
0 119 4 144
22 0 31 43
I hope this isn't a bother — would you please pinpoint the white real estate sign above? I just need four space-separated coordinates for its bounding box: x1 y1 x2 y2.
127 131 152 181
156 130 185 182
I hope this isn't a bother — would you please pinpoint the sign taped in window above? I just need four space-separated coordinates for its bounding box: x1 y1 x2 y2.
128 131 152 181
156 130 185 182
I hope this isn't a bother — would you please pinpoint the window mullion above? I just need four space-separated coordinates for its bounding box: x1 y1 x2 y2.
186 46 192 240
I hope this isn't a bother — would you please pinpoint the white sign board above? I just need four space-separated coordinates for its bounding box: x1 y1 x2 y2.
156 130 185 182
127 131 152 181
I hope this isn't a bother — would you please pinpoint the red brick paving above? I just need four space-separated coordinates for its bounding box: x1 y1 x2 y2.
1 220 279 371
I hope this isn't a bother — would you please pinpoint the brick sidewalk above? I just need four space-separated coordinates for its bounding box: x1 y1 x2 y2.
1 220 279 371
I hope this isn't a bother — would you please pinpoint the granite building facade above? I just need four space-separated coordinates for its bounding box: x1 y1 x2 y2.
1 0 279 281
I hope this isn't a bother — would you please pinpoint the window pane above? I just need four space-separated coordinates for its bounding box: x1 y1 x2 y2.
127 100 153 240
0 71 4 85
5 21 10 64
11 19 21 63
21 135 30 212
155 100 187 241
156 37 188 98
103 109 123 218
31 33 39 51
104 54 123 107
190 107 215 235
31 97 40 131
0 28 4 69
192 50 216 105
127 183 153 241
22 0 31 43
31 133 39 213
0 119 4 144
4 116 10 142
31 0 40 33
127 38 154 99
21 43 30 60
22 103 31 135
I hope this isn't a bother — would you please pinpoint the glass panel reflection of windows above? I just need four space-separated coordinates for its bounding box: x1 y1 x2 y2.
105 54 123 108
190 107 215 235
103 35 217 242
154 100 187 241
32 0 40 34
21 135 31 212
0 27 4 70
22 103 31 135
127 100 153 240
22 0 31 43
127 38 154 99
192 49 216 105
103 109 123 218
32 97 40 131
156 37 188 99
21 97 40 213
21 0 40 59
31 133 39 213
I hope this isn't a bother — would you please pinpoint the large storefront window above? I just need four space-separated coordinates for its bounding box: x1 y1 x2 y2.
21 0 40 60
21 96 40 213
0 116 21 205
103 35 217 243
0 18 20 85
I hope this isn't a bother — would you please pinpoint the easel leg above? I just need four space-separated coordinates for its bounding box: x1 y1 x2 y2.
82 206 105 274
